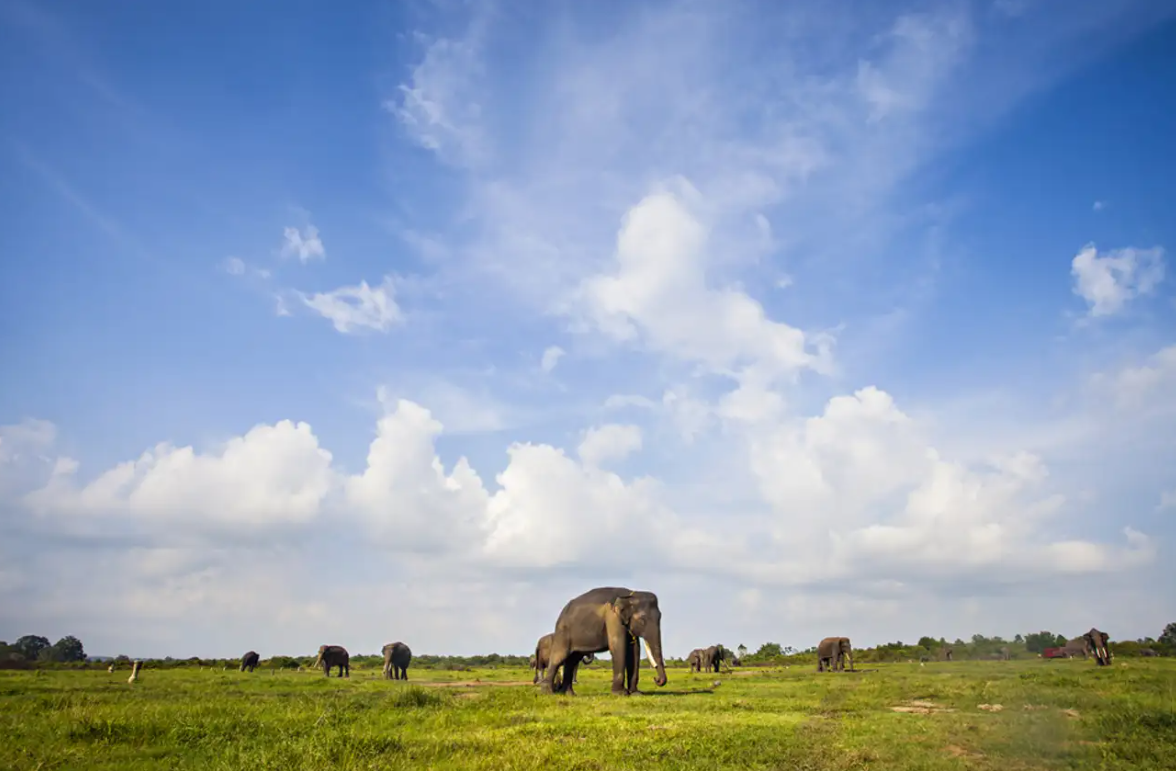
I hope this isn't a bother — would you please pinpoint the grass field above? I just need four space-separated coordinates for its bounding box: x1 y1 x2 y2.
3 659 1174 770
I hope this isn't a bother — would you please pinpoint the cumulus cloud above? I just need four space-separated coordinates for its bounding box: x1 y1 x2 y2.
1070 242 1165 317
577 424 642 467
296 275 404 333
280 224 326 263
539 345 565 373
1089 344 1176 414
23 421 335 534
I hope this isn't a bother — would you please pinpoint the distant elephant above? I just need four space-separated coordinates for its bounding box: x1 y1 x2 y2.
687 648 706 673
941 647 954 662
541 587 667 696
731 656 742 667
1061 637 1090 659
1139 648 1158 657
701 645 729 673
999 645 1010 661
533 633 555 685
240 651 260 672
313 645 350 678
382 642 411 680
1083 628 1112 666
817 637 853 672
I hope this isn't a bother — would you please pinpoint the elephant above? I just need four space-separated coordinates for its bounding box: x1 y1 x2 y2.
312 644 350 677
701 645 730 673
1139 648 1158 657
1061 637 1090 659
540 586 667 696
1083 628 1112 666
941 647 954 662
998 645 1011 661
382 642 411 680
816 637 853 672
240 650 260 672
533 633 595 686
687 648 706 673
533 633 554 685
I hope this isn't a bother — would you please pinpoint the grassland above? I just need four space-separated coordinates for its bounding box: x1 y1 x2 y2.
2 659 1174 770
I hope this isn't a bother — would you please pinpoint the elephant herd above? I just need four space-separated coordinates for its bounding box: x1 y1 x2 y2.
233 585 1117 696
237 642 414 680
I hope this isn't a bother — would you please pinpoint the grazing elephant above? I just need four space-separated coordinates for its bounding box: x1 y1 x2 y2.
941 647 954 662
1083 628 1112 666
382 642 411 680
533 633 555 685
687 648 706 673
541 587 668 696
817 637 853 672
312 645 350 678
240 650 260 672
701 645 729 673
1139 648 1158 657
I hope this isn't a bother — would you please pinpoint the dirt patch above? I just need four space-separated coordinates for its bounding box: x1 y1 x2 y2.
944 745 984 759
892 700 955 714
1022 704 1048 711
1063 708 1081 719
978 704 1004 712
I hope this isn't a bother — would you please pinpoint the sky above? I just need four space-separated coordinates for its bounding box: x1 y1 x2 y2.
1 0 1174 660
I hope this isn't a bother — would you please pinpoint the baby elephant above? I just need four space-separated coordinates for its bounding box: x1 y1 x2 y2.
382 641 412 680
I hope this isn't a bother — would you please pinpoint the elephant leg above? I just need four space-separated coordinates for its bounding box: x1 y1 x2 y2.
608 631 629 695
564 653 582 694
626 635 641 694
543 645 570 695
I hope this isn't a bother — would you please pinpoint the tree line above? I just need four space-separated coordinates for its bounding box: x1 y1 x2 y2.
4 623 1173 670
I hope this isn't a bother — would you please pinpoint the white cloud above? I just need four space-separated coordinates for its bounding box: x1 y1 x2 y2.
1090 344 1176 413
1070 242 1165 317
0 418 56 464
296 275 403 333
1159 490 1176 511
223 256 246 276
577 424 642 467
539 345 565 373
24 421 335 533
578 181 833 386
280 224 326 263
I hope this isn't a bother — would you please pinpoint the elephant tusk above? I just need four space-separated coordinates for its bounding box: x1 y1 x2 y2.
642 638 657 670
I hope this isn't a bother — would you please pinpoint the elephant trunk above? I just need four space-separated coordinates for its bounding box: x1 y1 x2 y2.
643 629 668 687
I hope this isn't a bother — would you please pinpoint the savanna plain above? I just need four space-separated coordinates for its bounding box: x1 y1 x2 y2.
3 659 1174 771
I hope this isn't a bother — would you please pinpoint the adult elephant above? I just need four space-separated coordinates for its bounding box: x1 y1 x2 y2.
541 587 667 696
1139 648 1158 657
1061 637 1090 659
998 645 1011 661
312 645 350 678
817 637 853 672
702 645 729 673
382 642 412 680
1083 628 1112 666
532 634 591 686
240 650 260 672
941 647 954 662
687 648 706 673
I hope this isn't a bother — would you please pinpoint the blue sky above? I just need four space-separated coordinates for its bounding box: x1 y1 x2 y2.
1 0 1174 659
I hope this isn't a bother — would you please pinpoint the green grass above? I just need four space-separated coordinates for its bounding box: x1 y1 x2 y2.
2 659 1174 770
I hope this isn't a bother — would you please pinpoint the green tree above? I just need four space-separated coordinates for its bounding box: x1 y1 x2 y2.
13 635 51 661
1024 631 1062 654
917 636 937 649
737 644 748 659
50 636 86 662
1159 622 1176 648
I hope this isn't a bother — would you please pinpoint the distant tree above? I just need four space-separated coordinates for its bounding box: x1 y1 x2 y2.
1159 622 1176 649
754 642 783 659
50 636 86 663
1024 631 1063 654
14 635 51 661
917 636 937 649
1055 634 1067 647
737 645 748 659
1013 634 1024 644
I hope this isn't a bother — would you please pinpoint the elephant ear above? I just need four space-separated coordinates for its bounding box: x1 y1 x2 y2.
613 596 635 626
